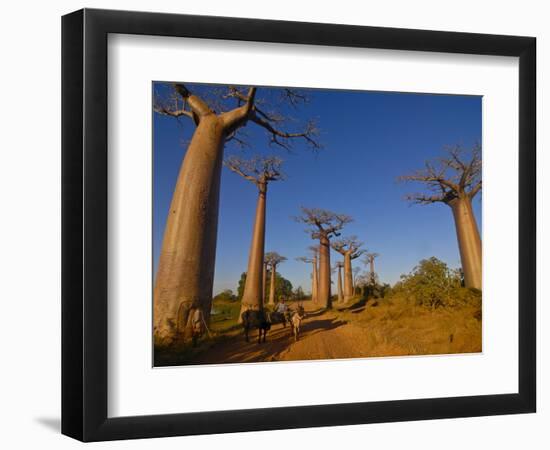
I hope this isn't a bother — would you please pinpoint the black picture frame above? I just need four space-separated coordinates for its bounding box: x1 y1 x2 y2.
62 8 536 442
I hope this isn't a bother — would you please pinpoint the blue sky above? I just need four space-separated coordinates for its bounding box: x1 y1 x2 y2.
153 83 482 295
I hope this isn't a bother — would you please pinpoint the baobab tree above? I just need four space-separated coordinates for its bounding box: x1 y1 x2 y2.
296 245 320 303
265 252 287 305
296 256 315 303
331 236 365 301
334 261 344 303
363 252 379 286
399 144 482 289
262 260 269 304
225 156 284 317
308 245 319 304
295 208 352 309
153 84 319 345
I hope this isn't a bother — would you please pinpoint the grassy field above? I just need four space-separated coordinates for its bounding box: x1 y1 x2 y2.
333 295 482 356
209 299 242 333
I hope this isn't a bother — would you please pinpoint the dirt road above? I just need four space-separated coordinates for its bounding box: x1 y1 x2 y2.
162 298 480 367
194 305 373 365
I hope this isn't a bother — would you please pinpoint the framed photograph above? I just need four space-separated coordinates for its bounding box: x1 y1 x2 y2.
62 8 536 442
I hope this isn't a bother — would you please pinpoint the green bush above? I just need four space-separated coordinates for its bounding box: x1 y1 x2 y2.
213 289 237 302
391 257 481 309
237 271 293 300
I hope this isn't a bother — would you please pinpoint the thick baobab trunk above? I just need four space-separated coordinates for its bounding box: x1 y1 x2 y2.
311 257 318 303
449 197 482 290
343 253 354 300
268 265 277 305
153 116 226 346
318 236 332 309
239 187 267 319
337 265 343 303
262 262 268 305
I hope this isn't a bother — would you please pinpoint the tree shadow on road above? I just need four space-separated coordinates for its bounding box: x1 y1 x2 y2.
336 298 370 313
302 308 327 319
191 315 347 365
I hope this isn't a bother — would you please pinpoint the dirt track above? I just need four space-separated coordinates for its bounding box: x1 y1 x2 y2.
194 304 372 365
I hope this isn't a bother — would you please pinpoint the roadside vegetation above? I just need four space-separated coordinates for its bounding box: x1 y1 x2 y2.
155 256 481 366
332 257 481 356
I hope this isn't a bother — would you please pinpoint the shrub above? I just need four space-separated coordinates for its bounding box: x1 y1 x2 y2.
213 289 237 302
391 257 480 309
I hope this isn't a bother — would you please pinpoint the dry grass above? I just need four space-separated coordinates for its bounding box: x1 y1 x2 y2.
155 295 482 366
334 296 482 357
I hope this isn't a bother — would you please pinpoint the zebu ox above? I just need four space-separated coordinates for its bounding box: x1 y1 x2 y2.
241 309 290 343
290 304 306 342
241 310 271 343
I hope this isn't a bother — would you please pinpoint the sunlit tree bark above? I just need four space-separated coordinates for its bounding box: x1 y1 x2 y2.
295 208 352 309
265 252 287 305
332 236 365 301
399 144 482 289
262 261 268 305
153 84 319 345
297 245 320 304
309 246 319 304
335 261 344 303
225 157 284 319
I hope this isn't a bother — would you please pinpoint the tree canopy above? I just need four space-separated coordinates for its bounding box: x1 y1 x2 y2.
399 144 482 205
154 83 321 150
224 155 285 190
295 207 352 240
331 235 365 259
264 251 287 267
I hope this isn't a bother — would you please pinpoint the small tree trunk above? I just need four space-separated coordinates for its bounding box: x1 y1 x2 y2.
318 235 332 309
343 252 353 300
449 196 482 289
268 264 277 305
239 187 267 319
153 116 225 345
262 262 268 305
337 266 344 303
311 257 318 303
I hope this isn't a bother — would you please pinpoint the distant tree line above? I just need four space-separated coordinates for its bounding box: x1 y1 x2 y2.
236 271 293 303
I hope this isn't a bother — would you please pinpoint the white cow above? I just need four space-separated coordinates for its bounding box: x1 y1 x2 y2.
290 304 306 342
